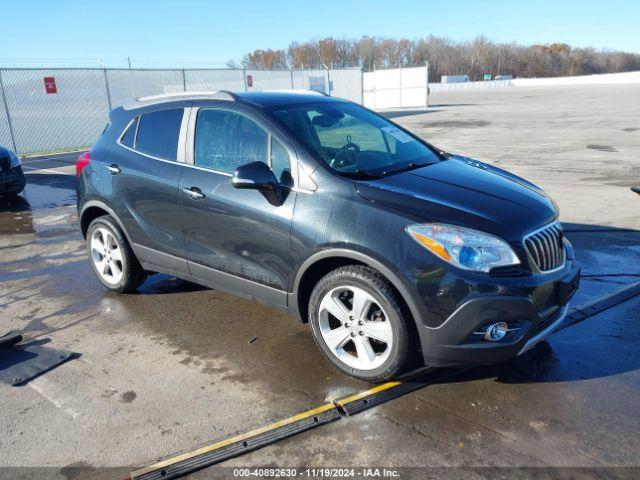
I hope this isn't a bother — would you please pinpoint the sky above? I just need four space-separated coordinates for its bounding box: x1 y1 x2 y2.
1 0 638 68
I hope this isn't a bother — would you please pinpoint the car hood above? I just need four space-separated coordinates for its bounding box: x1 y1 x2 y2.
355 155 557 241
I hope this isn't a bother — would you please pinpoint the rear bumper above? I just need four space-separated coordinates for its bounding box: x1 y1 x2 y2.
0 167 26 195
416 260 580 367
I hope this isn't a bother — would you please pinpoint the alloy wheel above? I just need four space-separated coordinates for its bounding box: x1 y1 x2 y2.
90 227 124 285
318 286 393 370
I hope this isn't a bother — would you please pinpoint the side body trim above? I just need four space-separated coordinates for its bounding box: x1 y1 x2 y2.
134 245 288 309
133 243 189 276
188 262 287 308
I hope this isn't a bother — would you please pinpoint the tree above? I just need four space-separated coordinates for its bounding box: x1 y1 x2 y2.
229 36 640 79
241 49 288 69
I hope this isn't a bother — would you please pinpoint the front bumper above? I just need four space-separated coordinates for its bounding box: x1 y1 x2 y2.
416 259 581 367
0 166 26 195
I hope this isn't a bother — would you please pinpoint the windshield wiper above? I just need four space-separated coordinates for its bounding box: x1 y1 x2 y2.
381 162 435 176
339 169 385 179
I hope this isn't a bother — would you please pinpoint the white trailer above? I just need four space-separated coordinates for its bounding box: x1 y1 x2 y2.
441 75 469 83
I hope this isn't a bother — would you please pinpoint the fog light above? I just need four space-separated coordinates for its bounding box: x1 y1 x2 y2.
485 322 509 342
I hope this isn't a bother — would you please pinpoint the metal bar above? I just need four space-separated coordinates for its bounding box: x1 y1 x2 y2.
325 67 331 96
360 67 364 105
539 234 551 270
543 230 555 268
534 236 547 270
0 69 18 153
372 64 376 109
102 69 112 111
543 230 555 269
242 69 248 91
425 61 429 107
526 239 540 269
399 63 403 107
551 228 560 266
290 69 294 90
182 69 187 91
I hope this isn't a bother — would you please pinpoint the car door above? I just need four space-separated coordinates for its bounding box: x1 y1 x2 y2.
109 107 189 275
179 106 297 306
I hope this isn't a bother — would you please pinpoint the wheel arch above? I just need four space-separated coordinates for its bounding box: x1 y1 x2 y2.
80 200 132 244
290 248 422 327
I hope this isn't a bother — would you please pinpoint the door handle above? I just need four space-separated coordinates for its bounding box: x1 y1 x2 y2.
105 164 120 175
182 187 205 199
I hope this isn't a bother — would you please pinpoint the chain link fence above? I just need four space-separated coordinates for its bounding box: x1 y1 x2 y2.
0 67 363 155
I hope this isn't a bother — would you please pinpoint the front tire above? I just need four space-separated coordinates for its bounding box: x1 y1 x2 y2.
308 265 411 382
86 215 146 293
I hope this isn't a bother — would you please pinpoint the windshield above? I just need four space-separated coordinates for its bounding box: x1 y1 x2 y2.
272 102 441 177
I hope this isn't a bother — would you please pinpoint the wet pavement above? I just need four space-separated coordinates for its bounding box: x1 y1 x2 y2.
215 295 640 471
1 86 639 476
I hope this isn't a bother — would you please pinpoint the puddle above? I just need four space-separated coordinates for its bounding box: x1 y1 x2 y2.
586 144 618 152
0 196 34 235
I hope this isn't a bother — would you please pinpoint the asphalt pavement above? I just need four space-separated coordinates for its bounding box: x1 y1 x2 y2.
1 85 639 478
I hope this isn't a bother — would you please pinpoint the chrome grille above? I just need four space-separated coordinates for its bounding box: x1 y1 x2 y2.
524 223 565 272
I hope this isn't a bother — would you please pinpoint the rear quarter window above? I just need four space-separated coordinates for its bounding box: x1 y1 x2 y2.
134 109 184 161
120 118 138 148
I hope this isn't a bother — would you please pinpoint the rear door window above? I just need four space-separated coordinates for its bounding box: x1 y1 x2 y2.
135 109 184 161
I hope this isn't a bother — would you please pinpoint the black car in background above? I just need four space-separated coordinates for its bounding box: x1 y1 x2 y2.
76 91 580 382
0 145 25 196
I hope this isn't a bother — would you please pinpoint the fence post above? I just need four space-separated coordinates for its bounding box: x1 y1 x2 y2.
242 69 248 91
399 64 403 107
424 62 429 107
182 69 187 91
325 68 331 96
360 67 364 105
0 69 18 153
290 69 294 90
372 64 376 109
102 69 112 111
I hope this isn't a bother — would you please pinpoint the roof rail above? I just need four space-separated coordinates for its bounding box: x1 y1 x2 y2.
268 89 328 96
123 90 237 110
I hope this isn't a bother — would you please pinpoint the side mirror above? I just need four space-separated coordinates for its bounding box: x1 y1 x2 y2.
232 161 283 205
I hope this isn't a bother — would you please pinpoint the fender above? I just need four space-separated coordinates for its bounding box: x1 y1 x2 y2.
288 248 423 328
79 199 133 244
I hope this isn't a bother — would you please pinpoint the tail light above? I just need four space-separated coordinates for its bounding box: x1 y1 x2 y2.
76 151 91 177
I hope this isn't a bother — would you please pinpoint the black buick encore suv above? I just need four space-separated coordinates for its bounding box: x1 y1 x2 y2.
77 91 580 382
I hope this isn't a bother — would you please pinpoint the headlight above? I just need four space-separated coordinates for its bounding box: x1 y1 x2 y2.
405 224 520 273
8 151 21 168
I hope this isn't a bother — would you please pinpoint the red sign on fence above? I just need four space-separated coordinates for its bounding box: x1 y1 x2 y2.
246 75 253 88
44 77 57 94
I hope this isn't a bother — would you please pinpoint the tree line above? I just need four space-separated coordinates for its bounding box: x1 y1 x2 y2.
228 35 640 81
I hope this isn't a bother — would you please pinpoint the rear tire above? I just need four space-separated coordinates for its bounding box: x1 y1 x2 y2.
308 265 411 382
86 215 146 293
